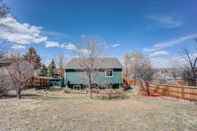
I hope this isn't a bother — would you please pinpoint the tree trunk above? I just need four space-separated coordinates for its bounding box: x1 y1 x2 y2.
193 72 196 86
89 84 92 98
88 74 92 98
16 87 21 99
145 81 150 96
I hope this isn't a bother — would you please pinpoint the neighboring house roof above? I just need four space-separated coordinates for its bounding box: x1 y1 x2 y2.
65 57 122 69
54 68 65 77
0 58 12 67
0 67 14 90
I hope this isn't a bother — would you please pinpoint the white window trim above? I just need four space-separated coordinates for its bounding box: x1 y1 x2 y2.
105 70 113 77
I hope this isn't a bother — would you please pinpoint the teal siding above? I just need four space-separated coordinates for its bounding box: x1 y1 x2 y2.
49 78 64 87
65 71 122 85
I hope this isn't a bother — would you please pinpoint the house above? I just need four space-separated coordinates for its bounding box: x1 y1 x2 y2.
54 68 65 78
152 68 182 84
64 57 123 88
0 58 12 67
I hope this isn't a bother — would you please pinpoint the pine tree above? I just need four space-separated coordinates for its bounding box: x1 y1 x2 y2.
39 64 48 76
47 59 56 77
24 47 41 69
50 59 56 70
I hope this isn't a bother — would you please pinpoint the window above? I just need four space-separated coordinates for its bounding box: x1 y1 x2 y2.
105 70 113 77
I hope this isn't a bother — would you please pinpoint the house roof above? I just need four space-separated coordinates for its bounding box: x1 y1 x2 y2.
65 57 122 69
0 58 12 67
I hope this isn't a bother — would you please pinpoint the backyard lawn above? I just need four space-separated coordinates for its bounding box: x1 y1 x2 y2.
0 89 197 131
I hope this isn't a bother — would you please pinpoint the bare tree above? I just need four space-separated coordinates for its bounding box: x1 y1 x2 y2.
23 47 41 70
123 53 130 80
55 53 65 77
125 51 154 81
6 54 34 99
0 50 8 96
0 0 9 18
55 53 65 69
0 46 12 96
47 59 56 77
124 51 154 96
182 48 197 86
75 39 103 97
0 66 12 96
0 48 4 60
170 68 181 83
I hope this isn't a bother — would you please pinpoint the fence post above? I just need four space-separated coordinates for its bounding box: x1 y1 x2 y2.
40 78 41 88
31 77 34 88
181 86 184 100
145 81 150 96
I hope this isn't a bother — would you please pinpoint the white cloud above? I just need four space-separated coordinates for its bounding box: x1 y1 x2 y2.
150 57 173 68
11 44 26 49
148 50 171 68
60 42 92 55
61 43 77 50
154 34 197 49
149 51 169 57
0 15 93 55
144 34 197 52
149 51 197 68
145 34 197 68
45 41 60 48
0 16 47 45
78 48 90 55
111 43 120 48
44 31 69 39
146 15 183 28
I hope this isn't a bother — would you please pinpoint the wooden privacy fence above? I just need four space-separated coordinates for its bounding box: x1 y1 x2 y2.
124 79 137 86
127 79 197 101
148 83 197 101
26 77 49 89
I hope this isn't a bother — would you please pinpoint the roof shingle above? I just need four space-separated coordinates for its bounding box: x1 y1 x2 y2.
65 57 122 69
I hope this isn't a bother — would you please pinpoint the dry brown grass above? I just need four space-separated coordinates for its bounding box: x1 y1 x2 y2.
0 89 197 131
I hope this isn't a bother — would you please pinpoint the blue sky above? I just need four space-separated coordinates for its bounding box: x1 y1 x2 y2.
1 0 197 67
